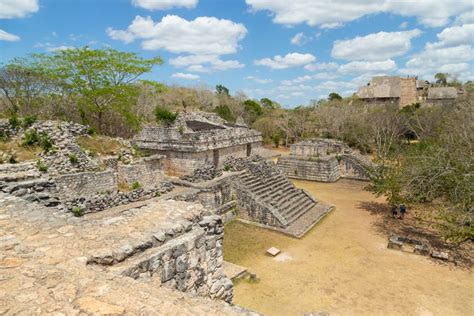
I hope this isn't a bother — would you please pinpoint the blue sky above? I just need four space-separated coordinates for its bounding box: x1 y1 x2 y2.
0 0 473 107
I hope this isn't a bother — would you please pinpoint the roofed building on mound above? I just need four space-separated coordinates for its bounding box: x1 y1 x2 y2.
356 76 463 107
276 139 373 182
133 112 262 176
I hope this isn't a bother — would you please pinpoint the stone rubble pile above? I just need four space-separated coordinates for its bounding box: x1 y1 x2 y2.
63 182 174 214
181 163 223 182
223 155 263 172
0 178 60 207
30 121 98 175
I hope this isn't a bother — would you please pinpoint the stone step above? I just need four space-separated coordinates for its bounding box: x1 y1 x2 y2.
273 191 304 210
263 183 294 200
285 199 315 224
280 194 310 217
252 177 288 195
272 188 301 205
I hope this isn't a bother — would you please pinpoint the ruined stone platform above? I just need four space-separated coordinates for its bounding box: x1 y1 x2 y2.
0 193 256 315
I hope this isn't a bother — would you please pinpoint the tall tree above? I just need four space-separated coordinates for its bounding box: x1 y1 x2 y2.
40 47 162 131
215 84 230 96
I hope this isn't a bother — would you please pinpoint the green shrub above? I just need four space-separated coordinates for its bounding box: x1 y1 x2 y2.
213 104 235 122
21 115 37 128
36 160 48 172
154 106 177 125
131 181 141 190
8 115 21 129
21 129 39 147
154 191 161 197
39 133 53 152
86 127 96 135
8 153 17 164
68 153 78 164
72 206 84 217
335 155 342 162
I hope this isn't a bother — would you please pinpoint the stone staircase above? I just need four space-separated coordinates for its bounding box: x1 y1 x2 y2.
233 160 333 237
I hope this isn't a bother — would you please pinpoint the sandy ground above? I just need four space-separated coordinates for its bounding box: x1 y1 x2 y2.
224 179 474 316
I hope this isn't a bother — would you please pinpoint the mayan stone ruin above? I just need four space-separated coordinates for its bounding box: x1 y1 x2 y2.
277 138 372 182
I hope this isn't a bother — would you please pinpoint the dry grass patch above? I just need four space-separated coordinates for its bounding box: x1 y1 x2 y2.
76 135 124 156
0 140 41 162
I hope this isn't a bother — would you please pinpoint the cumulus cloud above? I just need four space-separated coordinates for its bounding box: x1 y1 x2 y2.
132 0 197 10
454 11 474 25
107 15 247 55
304 62 339 71
338 59 397 75
46 45 75 52
0 29 20 41
400 45 474 81
254 53 316 69
245 76 273 84
170 54 244 72
0 0 38 19
426 24 474 49
245 0 473 28
171 72 200 80
332 29 421 61
290 32 310 46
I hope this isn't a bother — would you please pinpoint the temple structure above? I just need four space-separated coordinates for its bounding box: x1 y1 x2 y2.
133 112 262 176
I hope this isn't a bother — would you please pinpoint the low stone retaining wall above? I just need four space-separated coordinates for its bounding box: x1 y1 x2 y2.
277 156 340 182
88 214 233 302
54 170 117 200
117 155 165 189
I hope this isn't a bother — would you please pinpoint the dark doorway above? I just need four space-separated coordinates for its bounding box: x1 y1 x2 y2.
213 149 219 167
246 143 251 156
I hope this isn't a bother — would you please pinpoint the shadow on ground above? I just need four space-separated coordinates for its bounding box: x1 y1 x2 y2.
357 201 473 269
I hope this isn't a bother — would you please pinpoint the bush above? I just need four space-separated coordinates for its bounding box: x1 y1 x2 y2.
72 206 84 217
21 115 37 128
154 106 177 125
131 181 141 190
36 160 47 172
68 153 78 164
213 104 235 122
21 130 39 147
39 133 53 152
8 153 17 164
8 115 21 129
86 127 96 135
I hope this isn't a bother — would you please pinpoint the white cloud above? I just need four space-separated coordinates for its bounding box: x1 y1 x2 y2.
245 0 473 28
454 12 474 25
107 15 247 55
332 29 422 61
426 24 474 49
304 62 339 71
399 21 408 29
314 80 358 94
338 59 397 75
400 45 474 81
245 76 273 84
171 72 200 80
0 29 20 41
46 45 75 52
132 0 197 10
0 0 38 19
291 32 310 46
170 54 244 72
254 52 316 69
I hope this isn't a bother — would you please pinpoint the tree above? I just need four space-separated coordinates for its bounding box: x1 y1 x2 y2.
435 73 448 86
243 99 263 124
0 58 56 116
215 84 230 96
40 47 162 132
328 92 342 101
260 97 275 109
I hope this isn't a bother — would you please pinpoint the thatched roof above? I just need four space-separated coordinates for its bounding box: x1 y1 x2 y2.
356 76 400 99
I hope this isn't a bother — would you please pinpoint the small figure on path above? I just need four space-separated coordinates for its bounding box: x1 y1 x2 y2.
391 205 398 218
399 204 406 219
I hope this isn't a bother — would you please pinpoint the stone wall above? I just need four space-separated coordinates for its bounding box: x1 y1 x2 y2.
277 156 340 182
339 154 370 180
290 139 349 157
400 77 418 108
158 142 260 177
117 155 165 189
88 214 233 302
54 170 117 200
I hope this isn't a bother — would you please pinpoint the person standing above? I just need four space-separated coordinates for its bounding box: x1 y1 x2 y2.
399 204 406 219
391 205 398 218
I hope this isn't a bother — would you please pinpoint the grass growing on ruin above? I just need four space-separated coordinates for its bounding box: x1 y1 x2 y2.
0 140 41 162
76 135 124 156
